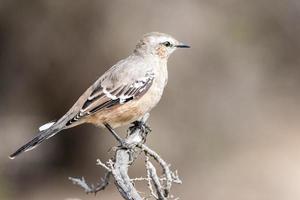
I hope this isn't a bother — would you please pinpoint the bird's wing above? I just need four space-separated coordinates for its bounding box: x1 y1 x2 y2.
65 62 155 126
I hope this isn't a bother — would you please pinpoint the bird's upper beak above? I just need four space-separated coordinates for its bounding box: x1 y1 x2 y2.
175 42 191 48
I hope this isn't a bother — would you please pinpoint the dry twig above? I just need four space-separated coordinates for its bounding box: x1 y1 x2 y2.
69 113 181 199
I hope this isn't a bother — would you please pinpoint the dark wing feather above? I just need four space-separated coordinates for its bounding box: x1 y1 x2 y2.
66 71 154 126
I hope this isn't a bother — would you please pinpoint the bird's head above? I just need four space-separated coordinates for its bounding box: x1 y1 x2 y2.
134 32 190 59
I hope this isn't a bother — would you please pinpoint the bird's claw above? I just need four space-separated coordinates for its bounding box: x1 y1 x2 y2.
130 121 152 134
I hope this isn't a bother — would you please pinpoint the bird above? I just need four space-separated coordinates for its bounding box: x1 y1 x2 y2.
9 32 190 159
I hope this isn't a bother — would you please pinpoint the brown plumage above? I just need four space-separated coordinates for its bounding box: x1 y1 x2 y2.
9 32 190 159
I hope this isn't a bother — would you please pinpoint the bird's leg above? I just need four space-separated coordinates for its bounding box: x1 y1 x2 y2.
104 123 126 147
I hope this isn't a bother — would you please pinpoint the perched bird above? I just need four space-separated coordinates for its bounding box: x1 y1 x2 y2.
9 32 190 159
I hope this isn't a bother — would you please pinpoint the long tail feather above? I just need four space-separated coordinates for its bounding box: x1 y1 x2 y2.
9 126 60 159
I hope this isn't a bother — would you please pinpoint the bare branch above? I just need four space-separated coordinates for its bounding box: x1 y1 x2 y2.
70 113 181 199
111 150 143 200
96 158 111 171
145 156 158 199
130 177 150 182
69 177 91 193
140 144 172 197
145 156 166 200
69 172 111 194
93 172 111 193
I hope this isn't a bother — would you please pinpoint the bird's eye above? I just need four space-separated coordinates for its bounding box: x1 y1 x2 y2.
162 41 172 47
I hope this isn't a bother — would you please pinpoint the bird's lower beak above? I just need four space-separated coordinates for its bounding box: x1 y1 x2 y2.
175 43 191 48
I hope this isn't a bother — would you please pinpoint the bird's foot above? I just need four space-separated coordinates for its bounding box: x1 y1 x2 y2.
130 121 152 135
128 120 151 144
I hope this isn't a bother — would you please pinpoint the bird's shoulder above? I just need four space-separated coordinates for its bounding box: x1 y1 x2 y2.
99 55 154 86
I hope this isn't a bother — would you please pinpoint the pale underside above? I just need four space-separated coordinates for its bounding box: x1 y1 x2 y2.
87 76 166 128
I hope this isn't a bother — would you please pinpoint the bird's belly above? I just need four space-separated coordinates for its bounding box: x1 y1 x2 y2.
89 82 164 128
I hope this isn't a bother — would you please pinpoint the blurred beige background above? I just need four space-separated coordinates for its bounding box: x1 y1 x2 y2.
1 0 300 199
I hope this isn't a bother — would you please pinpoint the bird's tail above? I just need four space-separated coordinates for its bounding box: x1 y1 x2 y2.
9 123 62 159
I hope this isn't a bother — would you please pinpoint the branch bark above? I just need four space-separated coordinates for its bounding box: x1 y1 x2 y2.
69 113 181 199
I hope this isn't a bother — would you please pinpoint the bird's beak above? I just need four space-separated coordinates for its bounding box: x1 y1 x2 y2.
175 43 191 48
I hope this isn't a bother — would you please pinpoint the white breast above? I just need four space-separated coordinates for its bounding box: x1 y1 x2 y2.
144 61 168 109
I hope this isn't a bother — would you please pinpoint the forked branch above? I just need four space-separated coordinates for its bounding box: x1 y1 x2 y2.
69 114 181 199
